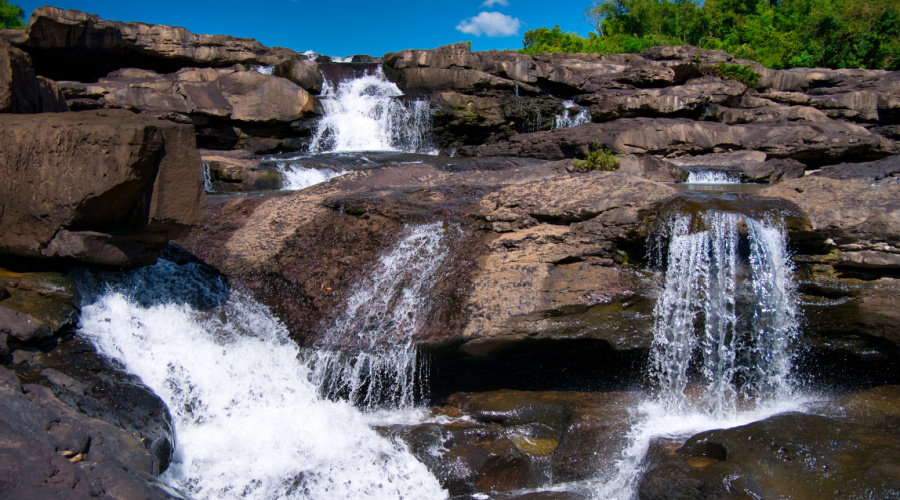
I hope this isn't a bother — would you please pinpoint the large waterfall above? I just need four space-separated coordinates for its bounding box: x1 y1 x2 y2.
307 222 451 410
596 210 803 499
74 258 446 500
308 68 433 154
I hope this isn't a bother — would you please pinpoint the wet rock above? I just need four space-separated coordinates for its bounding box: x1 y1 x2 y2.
0 109 204 267
640 412 900 499
0 365 180 499
449 390 572 429
18 6 299 82
203 153 283 192
0 39 66 113
0 269 79 344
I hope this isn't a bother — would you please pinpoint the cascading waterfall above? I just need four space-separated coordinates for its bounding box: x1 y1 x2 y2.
684 170 741 184
554 100 591 128
308 68 433 154
272 158 346 190
202 162 215 193
307 222 451 410
74 258 446 500
595 209 802 499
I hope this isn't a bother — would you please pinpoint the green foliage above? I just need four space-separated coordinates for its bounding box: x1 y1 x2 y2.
706 63 760 86
573 142 620 172
523 0 900 70
0 0 24 29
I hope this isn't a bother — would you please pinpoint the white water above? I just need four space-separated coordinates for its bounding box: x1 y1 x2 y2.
202 162 215 193
273 159 346 190
554 100 591 128
252 65 275 75
75 260 446 500
308 222 451 410
309 68 433 154
593 210 802 499
684 170 741 184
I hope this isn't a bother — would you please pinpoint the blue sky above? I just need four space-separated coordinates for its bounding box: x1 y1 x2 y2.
18 1 597 57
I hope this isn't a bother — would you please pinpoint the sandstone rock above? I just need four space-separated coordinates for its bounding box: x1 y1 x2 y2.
740 158 806 183
810 154 900 185
576 77 746 120
617 154 686 182
759 177 900 270
0 39 66 113
0 269 79 344
640 412 900 499
272 57 323 94
19 7 299 82
458 117 895 165
0 110 204 267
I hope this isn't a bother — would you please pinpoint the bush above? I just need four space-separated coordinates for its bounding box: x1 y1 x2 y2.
573 142 620 172
706 63 760 87
0 0 24 29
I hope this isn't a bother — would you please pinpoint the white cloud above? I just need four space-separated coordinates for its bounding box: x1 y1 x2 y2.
456 11 521 37
481 0 509 6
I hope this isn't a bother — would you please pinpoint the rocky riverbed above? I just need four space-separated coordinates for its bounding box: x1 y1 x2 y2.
1 6 899 500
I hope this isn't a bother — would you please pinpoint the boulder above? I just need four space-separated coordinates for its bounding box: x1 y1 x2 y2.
272 57 323 94
18 7 300 82
810 154 900 185
639 412 900 500
759 177 900 271
458 117 895 165
0 269 79 344
0 39 66 113
0 109 204 267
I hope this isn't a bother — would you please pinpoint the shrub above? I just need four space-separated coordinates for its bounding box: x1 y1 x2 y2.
573 142 620 172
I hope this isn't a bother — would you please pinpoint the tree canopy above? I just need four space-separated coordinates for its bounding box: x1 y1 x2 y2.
0 0 25 29
522 0 900 70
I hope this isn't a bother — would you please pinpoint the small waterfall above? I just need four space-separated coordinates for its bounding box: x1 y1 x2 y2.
273 159 346 190
74 258 446 500
308 222 451 410
596 210 801 499
251 65 274 75
554 100 590 128
308 68 433 154
202 162 215 193
650 211 799 415
684 169 741 184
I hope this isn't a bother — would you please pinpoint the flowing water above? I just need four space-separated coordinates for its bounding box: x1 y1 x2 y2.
202 162 215 193
308 68 433 154
554 100 591 128
272 158 347 190
307 222 451 410
684 169 741 184
74 259 446 500
593 209 803 499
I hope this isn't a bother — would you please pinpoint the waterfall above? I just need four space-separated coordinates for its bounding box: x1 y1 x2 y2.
273 159 346 190
595 210 802 499
684 170 741 184
74 258 446 500
252 65 274 75
202 162 215 193
554 100 591 128
308 68 433 154
307 222 451 410
649 211 799 415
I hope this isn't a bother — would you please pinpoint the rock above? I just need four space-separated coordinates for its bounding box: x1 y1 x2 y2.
0 269 80 344
0 366 180 499
0 109 204 267
202 154 281 192
741 158 806 183
448 390 572 429
18 7 299 82
576 77 746 120
0 39 66 113
759 177 900 271
461 172 677 355
272 57 323 94
640 412 900 499
617 154 686 182
458 117 895 165
810 155 900 185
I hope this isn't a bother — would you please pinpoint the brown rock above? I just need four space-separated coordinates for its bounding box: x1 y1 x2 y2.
0 39 66 113
0 110 204 267
272 57 323 94
20 7 300 82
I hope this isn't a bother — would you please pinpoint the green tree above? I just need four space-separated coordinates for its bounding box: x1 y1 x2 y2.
0 0 25 29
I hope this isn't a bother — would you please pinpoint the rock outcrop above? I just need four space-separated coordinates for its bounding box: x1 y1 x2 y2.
0 39 66 113
0 109 204 267
17 6 301 82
